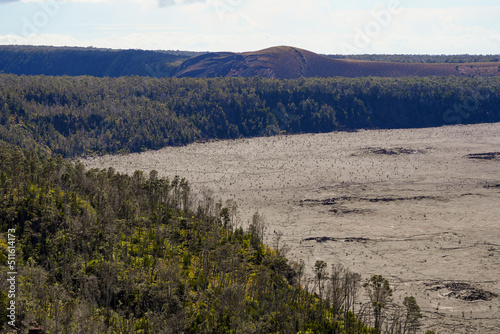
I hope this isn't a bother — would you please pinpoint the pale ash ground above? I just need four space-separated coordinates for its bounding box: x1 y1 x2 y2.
83 123 500 333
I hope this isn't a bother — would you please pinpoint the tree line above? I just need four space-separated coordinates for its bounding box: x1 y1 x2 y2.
0 45 199 78
327 54 500 64
1 45 499 79
1 74 499 157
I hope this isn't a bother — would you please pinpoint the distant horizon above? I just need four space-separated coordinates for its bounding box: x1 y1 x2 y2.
0 1 498 55
1 44 499 57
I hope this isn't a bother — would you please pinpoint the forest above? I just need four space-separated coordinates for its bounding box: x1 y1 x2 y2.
0 143 429 333
0 45 199 78
0 69 497 332
326 54 500 63
1 45 499 79
1 74 499 157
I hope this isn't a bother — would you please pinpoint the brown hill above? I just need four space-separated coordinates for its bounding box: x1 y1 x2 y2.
175 46 500 79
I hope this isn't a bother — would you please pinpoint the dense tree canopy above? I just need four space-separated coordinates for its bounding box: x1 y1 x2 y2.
0 144 378 333
1 46 498 79
1 74 499 157
0 45 198 78
0 71 445 332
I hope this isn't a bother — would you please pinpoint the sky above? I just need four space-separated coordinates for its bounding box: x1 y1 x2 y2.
0 0 499 54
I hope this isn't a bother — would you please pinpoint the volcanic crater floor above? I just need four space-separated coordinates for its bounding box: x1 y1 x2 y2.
83 122 500 333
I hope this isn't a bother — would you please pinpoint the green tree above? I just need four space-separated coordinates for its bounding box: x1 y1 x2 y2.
314 260 328 299
403 296 422 334
363 275 393 334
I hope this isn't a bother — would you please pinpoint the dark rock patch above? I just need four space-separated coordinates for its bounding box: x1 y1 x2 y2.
426 281 498 301
362 147 426 155
483 183 500 189
466 152 500 161
303 236 369 243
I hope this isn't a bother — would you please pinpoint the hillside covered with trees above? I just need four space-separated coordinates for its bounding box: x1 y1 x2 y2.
0 144 429 333
0 51 477 333
326 54 500 64
1 45 499 79
0 45 198 78
0 74 499 157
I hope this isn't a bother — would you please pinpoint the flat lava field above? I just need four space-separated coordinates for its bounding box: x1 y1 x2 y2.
83 122 500 333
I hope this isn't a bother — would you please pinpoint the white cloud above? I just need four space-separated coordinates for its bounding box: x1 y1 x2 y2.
1 0 498 54
0 33 84 46
20 0 116 2
329 6 500 54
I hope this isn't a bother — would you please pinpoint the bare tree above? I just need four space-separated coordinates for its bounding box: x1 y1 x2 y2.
248 211 267 249
344 270 361 318
273 229 290 257
225 198 240 230
329 263 347 316
385 303 404 334
328 263 361 332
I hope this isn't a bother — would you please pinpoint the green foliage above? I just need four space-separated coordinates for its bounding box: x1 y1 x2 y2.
1 46 498 79
0 145 373 333
314 260 328 299
363 275 393 334
0 74 499 157
403 296 422 333
0 291 8 331
0 45 197 77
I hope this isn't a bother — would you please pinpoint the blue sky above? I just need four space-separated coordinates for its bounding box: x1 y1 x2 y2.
0 0 498 54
